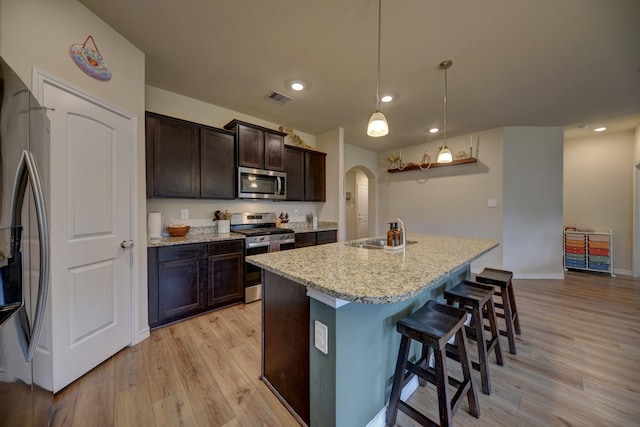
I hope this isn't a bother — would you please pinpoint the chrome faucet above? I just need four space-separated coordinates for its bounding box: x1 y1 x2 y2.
396 218 406 247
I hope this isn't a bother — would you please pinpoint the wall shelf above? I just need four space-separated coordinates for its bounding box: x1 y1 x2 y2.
387 157 477 173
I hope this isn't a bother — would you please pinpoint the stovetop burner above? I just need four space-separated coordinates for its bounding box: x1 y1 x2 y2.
230 212 294 238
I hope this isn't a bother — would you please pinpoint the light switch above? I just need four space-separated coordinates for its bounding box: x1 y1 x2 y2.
314 320 328 354
488 199 498 208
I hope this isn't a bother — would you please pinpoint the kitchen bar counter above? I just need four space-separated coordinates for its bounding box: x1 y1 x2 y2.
247 233 498 304
250 233 498 427
146 222 338 248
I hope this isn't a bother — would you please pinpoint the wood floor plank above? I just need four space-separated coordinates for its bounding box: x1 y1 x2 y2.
71 380 114 427
114 384 156 427
52 271 640 427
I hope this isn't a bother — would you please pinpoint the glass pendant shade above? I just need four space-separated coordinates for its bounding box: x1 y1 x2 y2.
437 146 452 163
367 111 389 137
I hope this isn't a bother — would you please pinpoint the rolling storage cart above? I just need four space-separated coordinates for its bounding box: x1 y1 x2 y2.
563 230 614 277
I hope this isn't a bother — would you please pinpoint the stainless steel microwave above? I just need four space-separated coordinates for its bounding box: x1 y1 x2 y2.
238 167 286 199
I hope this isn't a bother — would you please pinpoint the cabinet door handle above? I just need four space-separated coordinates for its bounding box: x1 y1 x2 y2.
120 240 135 249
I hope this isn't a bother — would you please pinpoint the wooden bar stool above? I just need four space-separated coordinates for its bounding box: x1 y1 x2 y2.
475 267 521 354
386 300 480 427
444 280 504 395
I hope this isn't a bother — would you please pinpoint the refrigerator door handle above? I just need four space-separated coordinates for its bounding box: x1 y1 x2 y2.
10 150 50 362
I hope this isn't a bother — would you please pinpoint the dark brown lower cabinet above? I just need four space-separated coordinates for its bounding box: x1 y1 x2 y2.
148 240 244 328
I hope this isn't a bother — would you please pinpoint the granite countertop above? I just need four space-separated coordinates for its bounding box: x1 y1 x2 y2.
246 233 498 304
147 222 338 248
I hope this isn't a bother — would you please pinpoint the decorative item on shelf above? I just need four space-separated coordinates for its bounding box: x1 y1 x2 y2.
436 59 453 163
419 151 432 170
69 35 112 81
278 126 312 148
397 150 406 170
366 0 389 137
456 151 469 159
388 154 400 169
167 223 190 237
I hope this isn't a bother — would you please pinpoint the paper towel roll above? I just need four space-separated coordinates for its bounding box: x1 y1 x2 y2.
148 212 162 239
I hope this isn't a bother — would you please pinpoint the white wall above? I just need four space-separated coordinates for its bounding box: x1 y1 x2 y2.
0 0 148 340
565 129 635 275
316 128 344 237
378 129 504 273
145 86 323 225
503 127 564 278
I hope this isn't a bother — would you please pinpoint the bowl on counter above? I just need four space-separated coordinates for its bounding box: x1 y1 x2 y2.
167 225 190 237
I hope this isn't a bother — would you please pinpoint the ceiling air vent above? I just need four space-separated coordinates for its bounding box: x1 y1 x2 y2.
266 90 293 105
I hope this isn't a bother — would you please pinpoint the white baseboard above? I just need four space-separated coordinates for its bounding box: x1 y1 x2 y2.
513 273 565 280
366 376 419 427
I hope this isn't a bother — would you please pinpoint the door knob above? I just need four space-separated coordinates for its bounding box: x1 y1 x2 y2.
120 240 135 249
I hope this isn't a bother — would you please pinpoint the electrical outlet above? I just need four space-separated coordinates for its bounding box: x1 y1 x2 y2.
181 209 189 220
314 320 328 354
294 209 299 217
487 199 498 208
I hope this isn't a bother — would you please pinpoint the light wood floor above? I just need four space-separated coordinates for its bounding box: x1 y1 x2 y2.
51 272 640 426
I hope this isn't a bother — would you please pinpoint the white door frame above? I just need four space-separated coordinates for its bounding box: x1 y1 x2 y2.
31 68 141 344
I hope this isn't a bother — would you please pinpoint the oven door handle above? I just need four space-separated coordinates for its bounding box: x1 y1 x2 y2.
280 238 295 245
246 241 271 249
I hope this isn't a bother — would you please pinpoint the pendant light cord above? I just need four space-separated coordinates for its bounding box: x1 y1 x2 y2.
440 60 452 148
376 0 382 110
443 63 448 147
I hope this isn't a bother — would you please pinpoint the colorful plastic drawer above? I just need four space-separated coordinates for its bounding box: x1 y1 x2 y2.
566 260 586 268
589 262 610 271
565 239 585 247
588 234 610 242
565 233 586 240
589 255 610 263
588 248 610 256
588 241 610 249
565 253 586 261
565 247 586 254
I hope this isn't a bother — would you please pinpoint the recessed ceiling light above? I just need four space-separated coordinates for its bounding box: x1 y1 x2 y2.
381 95 393 103
291 81 305 91
594 126 607 132
429 127 439 133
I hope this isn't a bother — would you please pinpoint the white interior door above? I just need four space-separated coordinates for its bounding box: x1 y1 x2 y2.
357 183 369 238
42 81 133 392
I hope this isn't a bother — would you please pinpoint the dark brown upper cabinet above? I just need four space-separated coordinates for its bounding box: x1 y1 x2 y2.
146 112 236 199
224 119 286 171
285 146 305 201
285 145 326 202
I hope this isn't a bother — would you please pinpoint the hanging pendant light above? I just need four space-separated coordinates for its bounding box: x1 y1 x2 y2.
437 59 453 163
367 0 389 137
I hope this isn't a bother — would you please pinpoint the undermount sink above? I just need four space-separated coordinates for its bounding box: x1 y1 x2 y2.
344 238 417 249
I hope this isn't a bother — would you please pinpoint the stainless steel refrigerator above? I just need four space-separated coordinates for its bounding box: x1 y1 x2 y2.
0 57 53 426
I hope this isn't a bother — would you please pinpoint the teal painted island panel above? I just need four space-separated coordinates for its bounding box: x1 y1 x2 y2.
309 267 469 427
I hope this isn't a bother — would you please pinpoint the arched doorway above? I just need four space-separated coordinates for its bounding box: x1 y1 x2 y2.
345 166 376 241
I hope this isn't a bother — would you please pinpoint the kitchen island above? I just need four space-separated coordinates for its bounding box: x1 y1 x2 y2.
247 233 498 427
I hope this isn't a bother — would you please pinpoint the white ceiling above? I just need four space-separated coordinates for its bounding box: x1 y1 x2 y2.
80 0 640 152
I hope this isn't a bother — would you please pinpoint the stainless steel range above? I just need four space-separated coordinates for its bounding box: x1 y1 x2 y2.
231 213 295 303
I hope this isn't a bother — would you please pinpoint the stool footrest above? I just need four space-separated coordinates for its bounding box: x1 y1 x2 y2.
397 401 438 427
